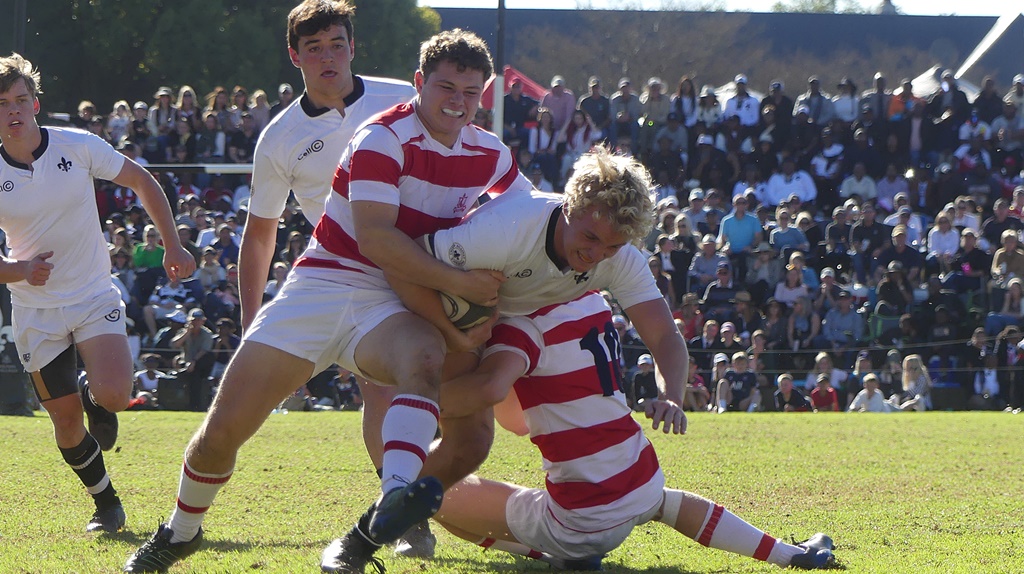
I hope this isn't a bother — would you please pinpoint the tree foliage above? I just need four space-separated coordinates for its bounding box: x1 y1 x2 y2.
771 0 871 14
4 0 436 114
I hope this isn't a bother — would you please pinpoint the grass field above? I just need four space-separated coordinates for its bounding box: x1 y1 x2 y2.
1 410 1021 574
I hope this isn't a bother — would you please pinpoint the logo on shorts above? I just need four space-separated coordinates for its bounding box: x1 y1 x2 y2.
448 243 467 268
1 180 13 192
104 309 121 322
58 157 72 172
514 269 532 278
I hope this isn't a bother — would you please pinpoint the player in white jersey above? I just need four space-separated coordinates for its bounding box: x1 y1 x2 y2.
432 291 836 570
235 1 426 558
126 27 528 574
0 53 194 535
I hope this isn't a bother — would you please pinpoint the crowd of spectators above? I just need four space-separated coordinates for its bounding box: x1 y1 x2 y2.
502 70 1024 414
30 69 1024 415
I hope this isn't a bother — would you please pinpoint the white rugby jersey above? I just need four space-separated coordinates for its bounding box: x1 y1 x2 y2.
247 76 416 225
428 189 662 316
486 291 665 532
0 127 125 308
298 102 531 281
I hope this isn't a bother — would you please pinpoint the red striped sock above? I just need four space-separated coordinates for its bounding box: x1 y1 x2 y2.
695 503 801 566
167 459 232 543
380 395 439 493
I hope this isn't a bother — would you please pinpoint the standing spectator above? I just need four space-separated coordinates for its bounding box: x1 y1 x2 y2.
796 76 835 127
133 224 166 304
227 85 250 133
170 308 214 411
269 83 295 120
860 73 892 124
610 77 642 153
227 112 259 164
638 77 670 158
249 89 272 133
832 77 860 125
695 85 723 130
176 85 203 132
106 100 132 145
724 74 760 135
670 75 699 130
204 86 233 137
148 86 178 153
973 76 1003 125
577 76 611 140
528 108 560 187
503 78 538 148
718 194 762 279
761 80 794 148
539 75 575 136
559 109 601 185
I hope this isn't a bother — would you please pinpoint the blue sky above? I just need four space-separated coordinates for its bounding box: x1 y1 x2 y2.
419 0 1018 17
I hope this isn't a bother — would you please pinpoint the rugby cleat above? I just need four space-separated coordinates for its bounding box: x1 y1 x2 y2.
123 524 203 573
789 533 835 569
367 476 443 546
80 379 119 451
393 520 437 559
321 532 386 574
86 502 126 533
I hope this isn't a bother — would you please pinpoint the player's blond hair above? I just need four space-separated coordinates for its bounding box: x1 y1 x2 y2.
563 147 655 244
0 53 41 97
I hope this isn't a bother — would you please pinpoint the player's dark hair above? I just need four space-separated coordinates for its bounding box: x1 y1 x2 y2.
419 29 493 81
287 0 355 52
0 53 41 97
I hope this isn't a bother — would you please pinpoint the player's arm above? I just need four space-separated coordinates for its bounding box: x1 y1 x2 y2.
493 390 529 436
626 297 688 435
113 159 196 281
386 272 496 353
438 349 527 419
238 214 279 330
352 200 502 305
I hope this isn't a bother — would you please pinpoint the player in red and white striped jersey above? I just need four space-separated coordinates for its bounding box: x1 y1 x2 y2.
433 291 835 570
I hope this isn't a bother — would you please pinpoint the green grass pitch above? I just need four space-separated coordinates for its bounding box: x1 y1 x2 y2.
1 411 1021 573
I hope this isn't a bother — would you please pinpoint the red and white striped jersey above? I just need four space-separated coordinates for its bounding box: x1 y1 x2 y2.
298 102 531 281
485 291 665 533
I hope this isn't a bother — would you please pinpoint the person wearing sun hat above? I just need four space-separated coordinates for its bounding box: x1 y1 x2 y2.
875 224 923 284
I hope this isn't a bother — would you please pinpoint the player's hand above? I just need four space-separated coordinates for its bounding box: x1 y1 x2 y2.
443 311 497 353
23 251 54 286
454 269 504 307
644 399 687 435
163 244 196 281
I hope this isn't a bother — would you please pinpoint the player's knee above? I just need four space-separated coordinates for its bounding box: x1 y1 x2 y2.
88 383 131 412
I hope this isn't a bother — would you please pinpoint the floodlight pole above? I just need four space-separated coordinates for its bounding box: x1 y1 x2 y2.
491 0 506 139
14 0 27 53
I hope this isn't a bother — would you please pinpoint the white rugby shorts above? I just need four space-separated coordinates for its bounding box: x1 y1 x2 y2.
12 285 126 372
505 487 662 560
243 266 407 378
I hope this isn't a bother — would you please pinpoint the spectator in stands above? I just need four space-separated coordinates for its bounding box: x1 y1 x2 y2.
731 291 763 346
209 318 240 382
684 354 710 412
746 241 782 305
609 77 642 153
832 77 860 126
927 70 970 156
630 354 658 411
765 156 816 207
875 226 922 284
724 75 759 135
974 76 1003 125
986 277 1024 335
847 373 889 412
887 78 923 122
149 86 177 150
269 83 294 119
528 107 560 187
674 292 704 341
195 113 227 165
981 199 1023 252
227 85 250 132
761 80 794 147
845 350 874 405
688 233 726 295
227 112 259 163
212 224 240 268
560 110 601 185
176 85 202 132
805 351 849 397
926 212 960 275
889 354 931 411
809 128 848 201
133 224 166 304
810 373 840 412
876 260 914 315
715 352 759 413
134 353 166 396
263 261 290 302
505 78 540 148
107 100 132 144
995 325 1024 412
670 75 699 130
718 193 762 279
249 89 271 133
142 276 192 343
786 296 820 370
689 320 720 372
540 75 575 135
639 77 670 157
701 261 738 322
170 308 214 411
839 161 877 202
695 84 723 129
796 75 835 127
990 229 1024 291
821 289 863 356
196 246 226 291
774 263 811 308
773 373 810 412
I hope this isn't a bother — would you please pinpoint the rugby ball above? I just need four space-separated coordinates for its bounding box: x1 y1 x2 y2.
440 291 495 330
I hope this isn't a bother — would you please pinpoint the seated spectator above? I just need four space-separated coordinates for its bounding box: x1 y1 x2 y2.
810 373 840 412
878 348 903 398
773 373 810 412
973 353 1001 401
133 353 167 395
701 261 738 322
764 156 816 207
684 354 710 412
821 290 864 354
888 354 931 411
768 208 809 254
629 354 659 411
774 263 812 307
926 212 960 275
716 322 745 356
762 298 788 352
264 261 290 302
143 276 193 342
990 229 1024 290
986 277 1024 335
688 319 720 372
786 296 820 365
746 241 783 304
673 292 704 340
715 352 760 413
875 261 914 315
839 161 877 203
746 329 778 383
946 228 990 292
812 267 843 314
847 373 891 412
731 291 764 345
197 246 226 291
875 226 922 285
688 234 728 295
209 318 240 382
212 223 240 268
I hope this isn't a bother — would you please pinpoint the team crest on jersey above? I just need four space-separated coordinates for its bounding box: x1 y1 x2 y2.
1 180 13 192
57 157 72 172
448 243 467 268
104 309 121 322
453 193 469 214
22 352 30 363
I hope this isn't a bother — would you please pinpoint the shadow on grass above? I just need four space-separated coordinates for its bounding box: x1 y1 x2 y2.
426 556 702 573
99 530 318 553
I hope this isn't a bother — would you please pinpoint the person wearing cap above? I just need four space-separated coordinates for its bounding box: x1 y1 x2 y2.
654 109 688 154
886 77 924 122
133 353 167 396
759 79 794 145
859 72 891 124
821 289 864 356
673 292 704 340
945 227 989 292
696 84 723 127
683 188 707 227
629 353 659 410
795 75 835 126
148 86 177 147
638 77 670 156
269 82 295 120
610 77 641 152
926 69 971 142
847 373 890 412
832 77 859 124
539 74 575 135
715 351 759 413
731 291 763 344
724 74 759 130
170 307 214 411
990 99 1023 166
504 77 540 147
688 235 728 297
874 224 921 284
1005 74 1024 113
701 261 739 322
849 201 892 285
578 76 612 138
809 372 840 412
974 75 1004 125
